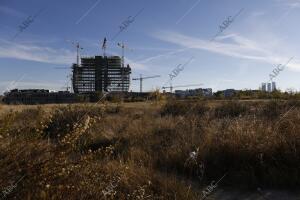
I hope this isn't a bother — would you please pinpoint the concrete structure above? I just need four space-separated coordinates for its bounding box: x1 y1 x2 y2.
72 56 131 93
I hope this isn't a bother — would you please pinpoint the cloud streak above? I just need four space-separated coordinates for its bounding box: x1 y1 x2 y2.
153 31 300 71
0 6 25 18
0 39 75 65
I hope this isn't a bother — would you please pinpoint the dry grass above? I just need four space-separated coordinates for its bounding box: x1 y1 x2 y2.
0 100 299 199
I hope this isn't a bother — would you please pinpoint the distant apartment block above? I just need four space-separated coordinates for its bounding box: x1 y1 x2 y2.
223 89 237 97
175 88 213 98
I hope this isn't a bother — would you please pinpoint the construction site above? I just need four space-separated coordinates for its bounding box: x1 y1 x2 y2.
3 54 133 104
2 39 135 104
2 39 209 105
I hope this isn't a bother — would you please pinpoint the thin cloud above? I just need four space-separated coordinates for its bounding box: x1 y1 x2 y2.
153 31 300 71
282 0 300 8
134 47 189 64
275 0 300 23
250 11 266 18
0 39 75 65
0 6 25 18
0 38 148 70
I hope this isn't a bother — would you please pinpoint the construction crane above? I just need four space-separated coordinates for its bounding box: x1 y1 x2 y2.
65 40 83 66
117 42 133 68
117 42 125 68
117 42 133 92
56 73 73 92
162 84 203 93
74 42 83 66
132 74 160 93
53 40 84 92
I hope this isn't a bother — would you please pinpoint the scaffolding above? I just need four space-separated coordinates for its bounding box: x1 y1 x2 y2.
72 56 131 93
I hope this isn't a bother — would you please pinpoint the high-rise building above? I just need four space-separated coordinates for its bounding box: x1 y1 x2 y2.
261 83 267 92
272 82 276 91
267 83 272 92
72 56 131 93
261 82 277 92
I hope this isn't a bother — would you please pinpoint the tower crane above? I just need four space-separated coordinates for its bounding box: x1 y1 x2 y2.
117 42 133 68
53 40 84 92
59 74 72 92
117 42 125 68
162 84 203 93
74 42 83 66
65 40 83 66
132 74 160 93
117 42 133 92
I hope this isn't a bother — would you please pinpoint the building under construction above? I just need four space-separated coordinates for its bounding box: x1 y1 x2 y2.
72 56 131 94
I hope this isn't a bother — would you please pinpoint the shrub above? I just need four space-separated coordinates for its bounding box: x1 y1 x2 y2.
214 101 250 118
259 100 290 119
44 105 104 140
1 100 300 199
161 100 208 117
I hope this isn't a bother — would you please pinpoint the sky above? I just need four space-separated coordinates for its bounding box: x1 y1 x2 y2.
1 0 300 94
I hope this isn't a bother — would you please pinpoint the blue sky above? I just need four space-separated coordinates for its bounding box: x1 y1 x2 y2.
1 0 300 93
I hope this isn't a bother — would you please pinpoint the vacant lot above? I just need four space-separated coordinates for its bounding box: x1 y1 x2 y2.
0 100 299 199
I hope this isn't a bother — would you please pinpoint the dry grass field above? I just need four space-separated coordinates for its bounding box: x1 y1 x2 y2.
0 100 300 199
